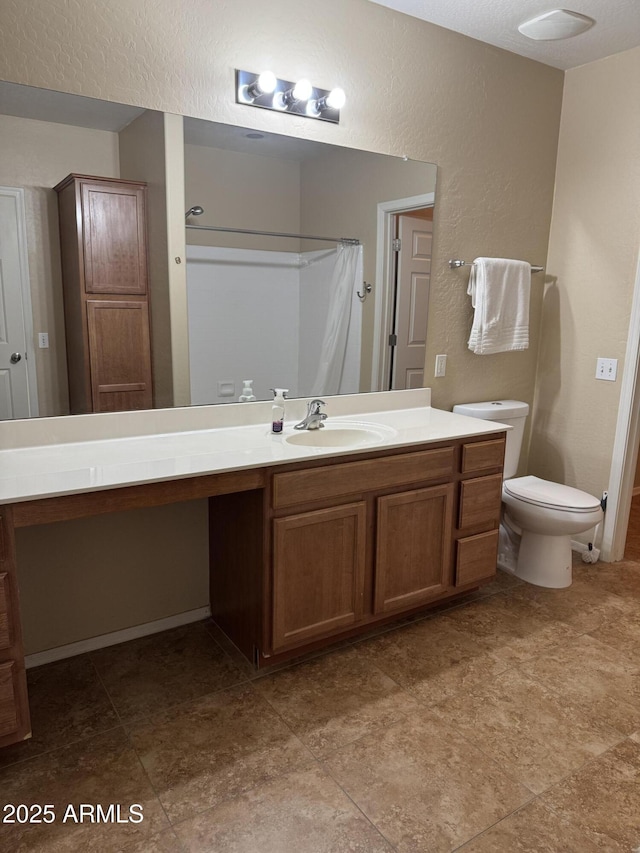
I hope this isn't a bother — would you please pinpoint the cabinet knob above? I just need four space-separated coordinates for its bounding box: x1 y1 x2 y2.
10 352 22 364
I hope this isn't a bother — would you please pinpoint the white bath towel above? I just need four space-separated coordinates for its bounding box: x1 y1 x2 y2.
467 257 531 354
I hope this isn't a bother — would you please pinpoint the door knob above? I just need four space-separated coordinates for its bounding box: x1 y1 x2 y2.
10 352 22 364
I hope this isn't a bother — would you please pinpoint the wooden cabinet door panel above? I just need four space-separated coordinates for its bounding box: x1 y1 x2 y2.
81 182 147 295
374 483 453 614
0 573 10 650
0 662 18 739
87 300 153 412
0 511 30 748
272 503 366 651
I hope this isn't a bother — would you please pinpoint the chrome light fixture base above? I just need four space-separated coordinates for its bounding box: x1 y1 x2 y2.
235 70 344 124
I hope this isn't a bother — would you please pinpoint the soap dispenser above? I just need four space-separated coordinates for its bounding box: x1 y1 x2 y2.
270 388 288 433
239 380 256 402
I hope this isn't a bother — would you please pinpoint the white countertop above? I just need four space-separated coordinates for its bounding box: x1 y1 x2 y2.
0 401 508 505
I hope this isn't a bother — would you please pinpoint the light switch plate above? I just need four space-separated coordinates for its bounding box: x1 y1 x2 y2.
435 354 447 377
595 358 618 381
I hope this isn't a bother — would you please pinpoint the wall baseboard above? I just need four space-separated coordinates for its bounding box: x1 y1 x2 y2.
25 606 211 669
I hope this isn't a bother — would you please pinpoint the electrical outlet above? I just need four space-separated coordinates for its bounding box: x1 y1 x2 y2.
435 354 447 377
595 357 618 381
217 380 235 397
38 332 49 348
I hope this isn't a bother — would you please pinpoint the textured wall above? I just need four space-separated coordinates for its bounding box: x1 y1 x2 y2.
529 46 640 502
0 0 563 411
0 0 564 652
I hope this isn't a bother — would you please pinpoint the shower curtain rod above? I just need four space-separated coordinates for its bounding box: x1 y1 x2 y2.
185 223 360 245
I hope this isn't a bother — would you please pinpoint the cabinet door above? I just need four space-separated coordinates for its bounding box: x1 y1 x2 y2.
374 483 453 614
272 503 366 652
0 512 30 748
86 299 153 412
81 181 147 295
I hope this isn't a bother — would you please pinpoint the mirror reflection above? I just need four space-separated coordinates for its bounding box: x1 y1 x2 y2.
0 80 437 419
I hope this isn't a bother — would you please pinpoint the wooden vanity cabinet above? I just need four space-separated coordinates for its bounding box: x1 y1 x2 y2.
251 434 505 663
54 174 153 414
0 511 30 747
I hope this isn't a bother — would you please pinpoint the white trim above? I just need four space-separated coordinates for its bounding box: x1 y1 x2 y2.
371 192 435 391
24 606 211 669
601 250 640 561
0 186 39 417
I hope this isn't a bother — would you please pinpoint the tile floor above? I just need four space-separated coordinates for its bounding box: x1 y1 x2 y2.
1 558 640 852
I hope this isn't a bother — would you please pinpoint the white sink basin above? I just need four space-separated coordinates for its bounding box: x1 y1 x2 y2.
285 422 397 448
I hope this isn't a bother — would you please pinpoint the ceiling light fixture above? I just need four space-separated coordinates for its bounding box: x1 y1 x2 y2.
518 9 595 41
235 70 345 124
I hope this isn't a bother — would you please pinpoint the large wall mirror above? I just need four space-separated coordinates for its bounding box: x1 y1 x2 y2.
0 80 438 420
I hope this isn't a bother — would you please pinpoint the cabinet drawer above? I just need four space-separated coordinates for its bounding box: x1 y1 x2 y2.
458 474 503 530
0 573 10 651
0 661 18 739
456 530 499 586
461 439 505 474
273 447 454 509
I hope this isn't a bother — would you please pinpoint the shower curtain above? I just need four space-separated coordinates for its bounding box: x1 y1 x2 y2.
310 243 363 396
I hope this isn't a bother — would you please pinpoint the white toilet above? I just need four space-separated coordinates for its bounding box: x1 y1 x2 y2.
452 400 603 588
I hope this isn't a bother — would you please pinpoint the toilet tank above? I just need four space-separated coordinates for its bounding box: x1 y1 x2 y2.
452 400 529 479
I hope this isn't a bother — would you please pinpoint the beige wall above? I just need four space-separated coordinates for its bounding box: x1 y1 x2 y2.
0 0 564 653
0 114 119 417
119 110 175 408
529 46 640 501
15 501 209 655
185 144 302 252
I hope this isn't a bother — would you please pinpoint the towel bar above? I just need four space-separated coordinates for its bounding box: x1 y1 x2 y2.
449 259 544 273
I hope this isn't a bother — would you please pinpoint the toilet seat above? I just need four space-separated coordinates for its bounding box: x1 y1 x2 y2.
503 475 601 513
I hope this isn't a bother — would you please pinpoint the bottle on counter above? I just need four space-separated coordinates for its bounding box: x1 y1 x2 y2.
239 380 256 402
270 388 288 433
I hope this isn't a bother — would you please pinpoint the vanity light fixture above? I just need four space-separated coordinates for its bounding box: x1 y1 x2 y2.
235 69 345 124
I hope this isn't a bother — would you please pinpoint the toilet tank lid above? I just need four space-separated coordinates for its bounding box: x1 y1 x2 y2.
452 400 529 420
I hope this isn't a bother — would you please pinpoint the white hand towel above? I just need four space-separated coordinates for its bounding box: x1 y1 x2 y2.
467 257 531 354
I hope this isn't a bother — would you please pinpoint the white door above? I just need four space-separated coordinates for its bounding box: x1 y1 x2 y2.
0 188 38 419
391 214 432 389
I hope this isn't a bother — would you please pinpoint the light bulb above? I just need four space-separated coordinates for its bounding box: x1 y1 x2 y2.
255 71 277 95
326 87 346 110
240 70 278 103
292 78 313 102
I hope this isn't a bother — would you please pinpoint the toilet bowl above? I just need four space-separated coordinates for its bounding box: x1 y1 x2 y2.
501 475 602 588
452 401 603 588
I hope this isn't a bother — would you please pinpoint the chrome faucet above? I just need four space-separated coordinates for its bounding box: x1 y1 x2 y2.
294 399 327 430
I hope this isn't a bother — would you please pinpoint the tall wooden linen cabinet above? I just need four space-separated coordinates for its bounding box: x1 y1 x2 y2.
54 174 153 414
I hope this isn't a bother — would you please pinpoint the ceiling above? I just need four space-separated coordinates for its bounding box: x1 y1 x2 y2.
369 0 640 70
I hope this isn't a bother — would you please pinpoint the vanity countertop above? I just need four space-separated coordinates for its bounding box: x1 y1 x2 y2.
0 399 509 505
